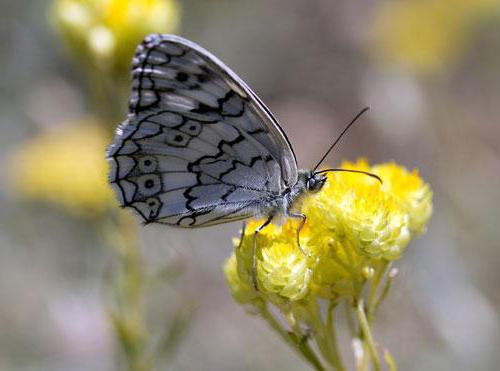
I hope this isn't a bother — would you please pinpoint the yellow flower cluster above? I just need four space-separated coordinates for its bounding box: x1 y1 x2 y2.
53 0 180 69
8 120 115 217
370 0 499 73
224 160 432 304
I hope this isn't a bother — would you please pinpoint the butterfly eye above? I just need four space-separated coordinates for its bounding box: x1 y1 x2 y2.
307 175 326 193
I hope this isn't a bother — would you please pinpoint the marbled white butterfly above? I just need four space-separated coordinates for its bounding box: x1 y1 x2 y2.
107 34 379 286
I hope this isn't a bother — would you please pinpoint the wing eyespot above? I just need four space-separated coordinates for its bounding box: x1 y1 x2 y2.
137 174 162 197
138 156 158 173
179 120 202 136
145 197 162 218
165 131 190 147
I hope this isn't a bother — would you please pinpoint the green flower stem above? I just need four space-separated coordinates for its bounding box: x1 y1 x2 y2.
260 305 326 371
344 300 357 338
384 349 398 371
352 337 368 371
326 302 346 371
104 214 153 371
356 300 381 371
303 299 345 371
373 268 397 319
367 260 390 323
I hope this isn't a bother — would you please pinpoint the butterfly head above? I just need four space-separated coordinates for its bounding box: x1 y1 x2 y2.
304 171 327 193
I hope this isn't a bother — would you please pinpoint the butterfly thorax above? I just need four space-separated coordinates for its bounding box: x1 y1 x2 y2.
266 170 327 219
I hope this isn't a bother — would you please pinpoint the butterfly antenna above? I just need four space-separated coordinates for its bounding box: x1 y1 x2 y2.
315 168 383 184
312 106 370 171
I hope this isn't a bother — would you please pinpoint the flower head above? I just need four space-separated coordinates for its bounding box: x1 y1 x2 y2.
224 160 432 304
372 162 433 234
53 0 180 70
369 0 500 73
223 254 261 306
8 119 115 217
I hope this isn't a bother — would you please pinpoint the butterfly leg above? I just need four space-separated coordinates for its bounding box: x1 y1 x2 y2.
251 215 274 291
236 221 247 251
290 213 308 256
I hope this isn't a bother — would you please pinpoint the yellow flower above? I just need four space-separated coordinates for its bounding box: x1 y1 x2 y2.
223 255 261 306
224 160 432 304
53 0 180 70
229 222 315 303
370 0 499 73
310 240 361 299
259 241 313 301
316 160 411 260
373 162 433 234
8 119 115 217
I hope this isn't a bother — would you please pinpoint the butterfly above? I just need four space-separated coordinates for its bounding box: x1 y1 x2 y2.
107 34 379 287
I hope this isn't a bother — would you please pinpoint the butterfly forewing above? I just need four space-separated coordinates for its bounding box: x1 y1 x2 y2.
107 34 298 227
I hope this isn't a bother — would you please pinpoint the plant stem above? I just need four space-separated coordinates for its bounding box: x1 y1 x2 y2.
373 267 397 320
104 213 153 371
344 300 357 338
384 349 398 371
356 300 380 371
261 305 326 371
351 337 368 371
326 302 346 371
367 260 389 323
303 300 345 371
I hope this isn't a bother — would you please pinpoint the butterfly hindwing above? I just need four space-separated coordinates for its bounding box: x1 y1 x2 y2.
109 110 282 226
107 34 298 226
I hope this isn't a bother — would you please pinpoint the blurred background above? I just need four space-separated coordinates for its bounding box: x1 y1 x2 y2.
1 0 499 370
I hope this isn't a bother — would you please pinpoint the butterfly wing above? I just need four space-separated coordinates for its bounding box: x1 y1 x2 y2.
107 34 298 227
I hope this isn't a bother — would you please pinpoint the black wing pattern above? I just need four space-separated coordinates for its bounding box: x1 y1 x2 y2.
107 34 298 227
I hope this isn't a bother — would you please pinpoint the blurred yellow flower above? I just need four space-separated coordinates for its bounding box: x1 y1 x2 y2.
224 160 432 303
370 0 499 73
8 120 115 217
53 0 180 70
